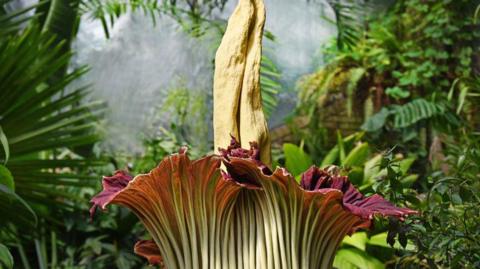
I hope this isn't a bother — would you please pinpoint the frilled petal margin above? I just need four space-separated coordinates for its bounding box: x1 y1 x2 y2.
134 240 163 266
91 145 416 269
89 170 133 218
300 166 417 222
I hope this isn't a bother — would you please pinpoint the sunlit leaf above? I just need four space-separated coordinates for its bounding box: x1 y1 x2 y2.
0 164 14 190
333 248 384 269
0 243 13 269
283 143 313 178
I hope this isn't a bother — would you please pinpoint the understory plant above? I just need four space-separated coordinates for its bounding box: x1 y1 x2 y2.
396 136 480 268
297 0 479 157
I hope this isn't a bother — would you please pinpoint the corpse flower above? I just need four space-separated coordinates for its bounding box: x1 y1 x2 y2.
90 139 416 268
90 0 416 267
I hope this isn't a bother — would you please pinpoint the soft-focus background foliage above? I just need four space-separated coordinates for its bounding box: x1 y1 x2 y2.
0 0 479 268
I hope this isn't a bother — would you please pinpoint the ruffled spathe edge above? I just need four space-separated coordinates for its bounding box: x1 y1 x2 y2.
90 141 417 265
220 138 417 223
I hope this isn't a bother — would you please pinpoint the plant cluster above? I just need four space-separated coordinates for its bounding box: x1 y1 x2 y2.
1 0 479 268
291 0 480 268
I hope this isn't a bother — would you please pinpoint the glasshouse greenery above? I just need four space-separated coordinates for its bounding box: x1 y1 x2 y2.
1 0 479 268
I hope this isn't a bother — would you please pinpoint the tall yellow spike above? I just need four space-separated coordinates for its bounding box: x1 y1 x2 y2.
213 0 271 165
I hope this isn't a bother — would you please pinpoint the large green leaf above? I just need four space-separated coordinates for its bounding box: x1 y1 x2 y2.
361 107 391 132
343 142 370 167
0 243 13 269
391 98 446 128
320 132 364 167
342 232 368 251
333 248 384 269
42 0 80 42
363 154 383 185
283 143 313 178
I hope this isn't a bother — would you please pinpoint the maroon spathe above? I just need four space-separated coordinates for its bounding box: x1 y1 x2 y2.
300 166 417 220
90 139 417 265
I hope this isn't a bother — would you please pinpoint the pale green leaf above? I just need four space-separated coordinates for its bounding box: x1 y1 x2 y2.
343 142 370 167
342 232 368 251
0 165 14 190
283 143 313 178
0 243 13 269
334 248 384 269
0 126 9 164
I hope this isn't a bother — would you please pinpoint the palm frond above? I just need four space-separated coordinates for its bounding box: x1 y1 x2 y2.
41 0 81 47
260 54 282 118
79 0 162 38
0 0 43 36
326 0 366 51
0 25 105 217
79 0 229 38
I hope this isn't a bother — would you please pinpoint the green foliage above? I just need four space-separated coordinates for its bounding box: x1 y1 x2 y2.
334 247 384 269
391 99 445 129
0 183 37 230
334 232 389 269
0 126 9 164
80 0 228 38
41 0 81 45
283 143 312 179
260 53 282 118
280 133 420 268
448 75 480 120
0 243 13 269
155 83 211 155
134 128 196 174
299 0 480 157
0 25 104 217
398 138 480 268
0 164 14 190
362 98 459 132
0 0 41 35
0 3 106 267
324 0 375 51
300 1 480 267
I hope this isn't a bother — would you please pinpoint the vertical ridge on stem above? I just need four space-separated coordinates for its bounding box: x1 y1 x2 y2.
213 0 271 165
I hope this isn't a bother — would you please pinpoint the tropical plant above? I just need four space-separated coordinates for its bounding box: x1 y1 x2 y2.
91 139 415 268
281 133 420 268
448 75 480 129
397 136 480 268
333 231 415 269
298 0 480 158
156 83 211 155
80 0 229 38
321 0 375 51
0 25 104 219
0 2 105 267
80 0 282 117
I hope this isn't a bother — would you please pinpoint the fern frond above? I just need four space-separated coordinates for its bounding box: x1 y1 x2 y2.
392 98 445 128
